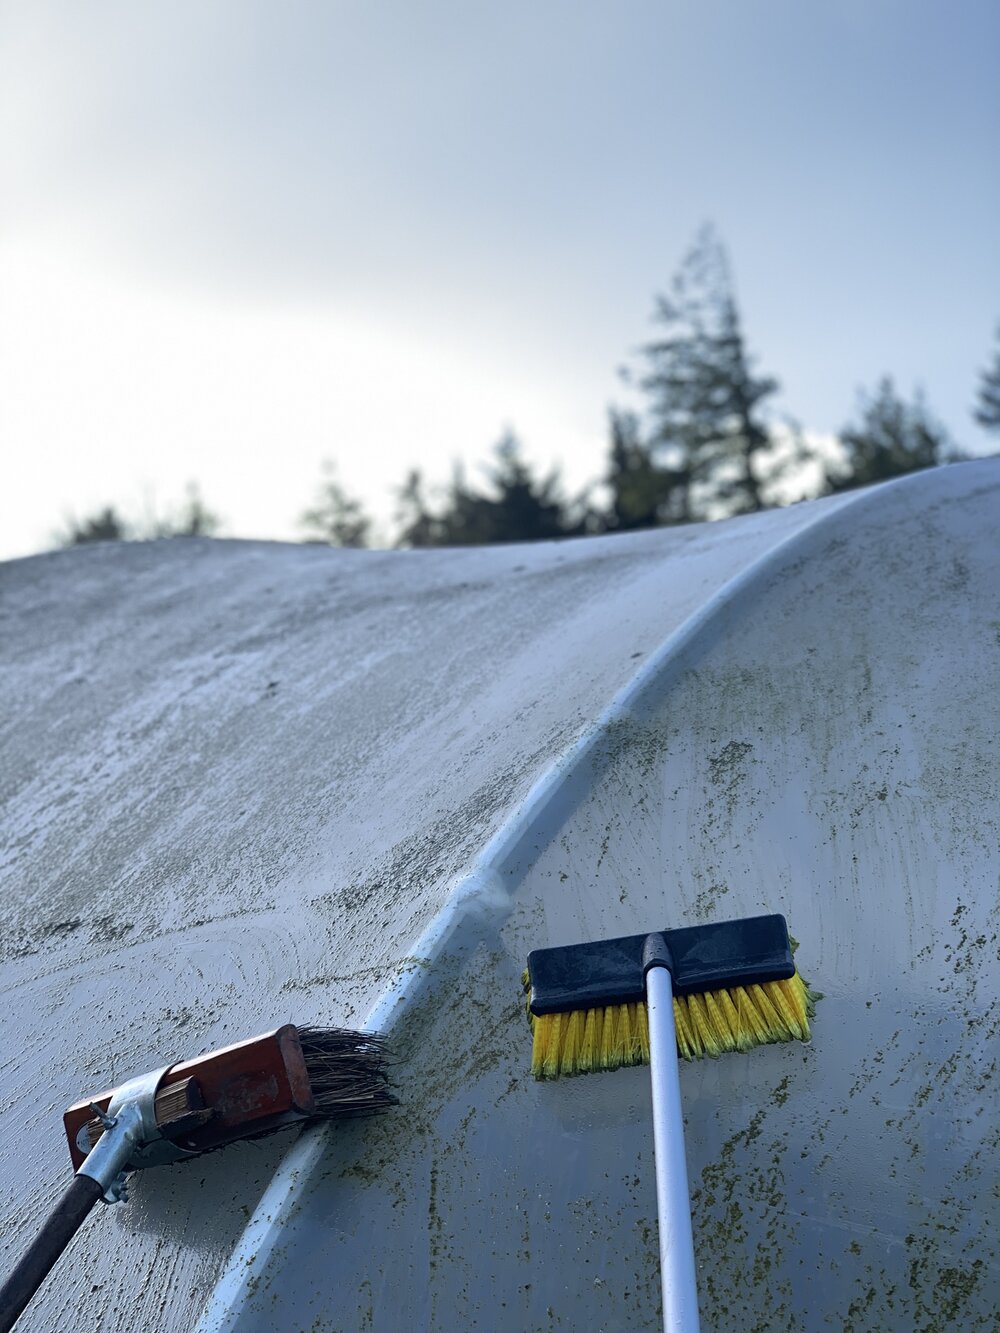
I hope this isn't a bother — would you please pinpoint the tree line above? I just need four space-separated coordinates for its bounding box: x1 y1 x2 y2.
63 226 1000 549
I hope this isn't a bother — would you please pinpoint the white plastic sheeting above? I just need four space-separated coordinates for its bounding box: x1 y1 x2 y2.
1 462 997 1330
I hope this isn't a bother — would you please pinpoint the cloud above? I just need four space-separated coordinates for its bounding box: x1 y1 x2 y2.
1 2 634 305
0 239 610 558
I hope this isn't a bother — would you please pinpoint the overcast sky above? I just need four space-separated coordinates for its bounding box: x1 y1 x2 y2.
2 1 998 557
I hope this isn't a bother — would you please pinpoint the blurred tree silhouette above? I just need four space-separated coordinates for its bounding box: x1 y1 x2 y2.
173 483 219 536
973 325 1000 434
301 462 371 547
394 469 442 548
48 274 982 554
825 378 956 492
60 484 222 546
63 506 129 544
635 224 785 521
396 432 580 546
603 407 686 530
150 482 221 538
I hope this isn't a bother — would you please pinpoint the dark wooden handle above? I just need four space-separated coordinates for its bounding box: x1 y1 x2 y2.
0 1174 104 1332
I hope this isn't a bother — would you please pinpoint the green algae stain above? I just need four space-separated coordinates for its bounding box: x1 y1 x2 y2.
707 740 755 816
692 880 730 920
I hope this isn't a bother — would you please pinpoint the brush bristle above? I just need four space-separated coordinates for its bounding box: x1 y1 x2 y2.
526 973 816 1079
297 1026 395 1115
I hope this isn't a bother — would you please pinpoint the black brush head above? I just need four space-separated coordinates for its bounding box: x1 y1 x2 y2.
527 913 795 1015
297 1026 396 1117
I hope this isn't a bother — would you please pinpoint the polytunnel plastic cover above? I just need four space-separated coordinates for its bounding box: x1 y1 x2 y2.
0 461 997 1331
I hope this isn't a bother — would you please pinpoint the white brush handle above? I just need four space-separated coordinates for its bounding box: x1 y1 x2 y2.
646 963 701 1333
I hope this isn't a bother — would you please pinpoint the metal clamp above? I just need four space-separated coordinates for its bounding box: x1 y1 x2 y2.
76 1066 198 1204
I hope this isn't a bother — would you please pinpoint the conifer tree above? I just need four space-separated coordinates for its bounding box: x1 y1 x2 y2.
825 378 953 492
394 470 440 547
63 506 129 544
639 225 781 519
604 407 686 530
151 482 221 537
973 325 1000 434
301 462 371 547
396 433 576 546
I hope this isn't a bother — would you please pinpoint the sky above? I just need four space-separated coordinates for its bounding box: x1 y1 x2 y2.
2 0 998 558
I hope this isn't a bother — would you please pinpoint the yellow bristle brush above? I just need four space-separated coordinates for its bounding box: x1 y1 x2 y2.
523 914 817 1331
524 914 816 1077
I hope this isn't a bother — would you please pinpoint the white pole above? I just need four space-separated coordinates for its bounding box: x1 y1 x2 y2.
645 963 701 1332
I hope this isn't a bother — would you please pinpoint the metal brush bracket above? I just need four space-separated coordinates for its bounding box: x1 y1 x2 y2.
76 1067 199 1204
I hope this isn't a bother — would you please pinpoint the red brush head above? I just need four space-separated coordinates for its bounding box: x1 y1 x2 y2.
64 1025 315 1170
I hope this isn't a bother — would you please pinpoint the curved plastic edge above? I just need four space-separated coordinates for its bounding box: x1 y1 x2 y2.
194 460 995 1331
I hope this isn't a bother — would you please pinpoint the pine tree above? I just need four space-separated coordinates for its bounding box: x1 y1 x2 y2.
825 378 953 492
639 225 781 519
301 462 371 547
395 433 576 546
973 325 1000 434
470 432 571 543
59 485 223 546
395 470 441 547
151 482 222 538
603 407 686 530
171 482 221 537
62 506 128 544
